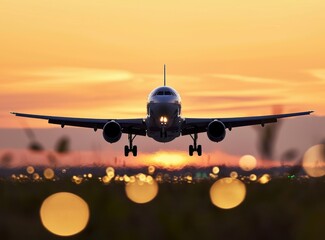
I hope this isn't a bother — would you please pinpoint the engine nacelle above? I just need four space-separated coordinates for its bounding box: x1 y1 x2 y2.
103 121 122 143
207 120 226 142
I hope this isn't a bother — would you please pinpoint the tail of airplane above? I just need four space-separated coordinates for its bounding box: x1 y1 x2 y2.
164 64 166 86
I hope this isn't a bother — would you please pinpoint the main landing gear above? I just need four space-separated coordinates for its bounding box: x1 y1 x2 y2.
124 133 137 157
189 133 202 156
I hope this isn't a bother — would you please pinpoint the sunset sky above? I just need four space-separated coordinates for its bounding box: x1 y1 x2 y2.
1 1 325 167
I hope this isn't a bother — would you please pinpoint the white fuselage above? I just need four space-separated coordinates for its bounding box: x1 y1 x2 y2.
146 86 183 142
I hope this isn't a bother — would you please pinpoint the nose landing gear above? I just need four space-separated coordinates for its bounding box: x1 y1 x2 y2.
189 133 202 156
124 133 137 157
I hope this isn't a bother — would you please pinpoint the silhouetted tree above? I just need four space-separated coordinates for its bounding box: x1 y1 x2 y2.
21 121 44 152
55 136 70 153
1 152 13 167
255 105 282 160
281 149 299 164
47 153 58 167
28 141 44 152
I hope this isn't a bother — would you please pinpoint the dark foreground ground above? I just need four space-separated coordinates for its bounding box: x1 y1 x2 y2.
0 174 324 240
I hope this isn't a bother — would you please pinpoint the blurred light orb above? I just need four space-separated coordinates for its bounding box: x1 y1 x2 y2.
302 144 325 178
106 167 115 178
72 175 83 185
26 166 35 174
209 177 246 209
230 171 238 179
130 176 136 183
40 192 89 236
249 174 257 181
148 165 156 175
212 166 220 174
258 174 271 184
125 177 159 204
44 168 55 180
102 175 111 184
239 155 257 171
33 173 40 180
138 173 146 182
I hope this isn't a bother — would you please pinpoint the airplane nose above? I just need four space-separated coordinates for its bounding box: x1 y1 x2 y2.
155 103 176 116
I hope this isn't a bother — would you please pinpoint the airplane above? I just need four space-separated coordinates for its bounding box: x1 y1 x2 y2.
11 65 313 157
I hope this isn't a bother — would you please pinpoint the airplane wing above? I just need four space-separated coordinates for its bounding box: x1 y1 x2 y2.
10 112 147 136
181 111 314 135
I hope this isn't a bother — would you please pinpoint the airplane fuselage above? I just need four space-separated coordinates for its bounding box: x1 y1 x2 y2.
146 86 182 142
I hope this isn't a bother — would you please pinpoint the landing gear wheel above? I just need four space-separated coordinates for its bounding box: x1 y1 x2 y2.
125 134 138 157
132 145 138 157
124 145 129 157
197 145 202 156
189 133 203 156
189 145 194 156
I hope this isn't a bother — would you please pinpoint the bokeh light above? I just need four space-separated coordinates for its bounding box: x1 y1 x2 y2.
209 177 246 209
72 175 83 184
258 174 271 184
302 144 325 178
125 174 159 204
148 165 156 175
212 166 220 174
40 192 89 236
33 173 40 180
43 168 55 180
239 155 257 171
249 174 257 181
230 171 238 179
106 167 115 178
26 166 35 174
102 175 111 184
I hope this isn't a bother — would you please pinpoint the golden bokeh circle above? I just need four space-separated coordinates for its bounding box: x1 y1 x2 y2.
125 178 159 204
212 166 220 174
148 165 156 174
230 171 238 179
40 192 89 236
209 177 246 209
26 166 35 174
302 144 325 178
258 174 271 184
249 174 257 181
239 155 257 171
43 168 55 180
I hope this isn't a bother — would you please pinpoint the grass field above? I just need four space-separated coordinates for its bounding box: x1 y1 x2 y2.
0 170 324 240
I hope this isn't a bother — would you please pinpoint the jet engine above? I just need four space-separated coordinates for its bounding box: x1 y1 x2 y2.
207 120 226 142
102 121 122 143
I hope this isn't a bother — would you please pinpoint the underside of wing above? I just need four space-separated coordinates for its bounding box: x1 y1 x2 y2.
10 112 147 136
182 111 313 135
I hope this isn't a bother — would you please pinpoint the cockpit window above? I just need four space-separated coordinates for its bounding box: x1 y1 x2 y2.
153 90 176 96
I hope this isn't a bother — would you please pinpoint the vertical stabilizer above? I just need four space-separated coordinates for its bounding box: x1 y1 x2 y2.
164 64 166 86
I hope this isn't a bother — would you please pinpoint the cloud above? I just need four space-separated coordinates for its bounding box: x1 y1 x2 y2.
308 69 325 83
210 73 291 85
30 67 134 83
187 95 276 102
185 89 286 98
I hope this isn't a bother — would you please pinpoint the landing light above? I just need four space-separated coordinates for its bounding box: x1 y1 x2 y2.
160 116 168 124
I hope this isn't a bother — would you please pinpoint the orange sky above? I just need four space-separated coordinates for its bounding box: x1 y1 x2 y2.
1 1 325 168
1 0 325 129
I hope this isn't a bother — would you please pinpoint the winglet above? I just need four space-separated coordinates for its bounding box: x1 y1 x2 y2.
163 64 166 86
